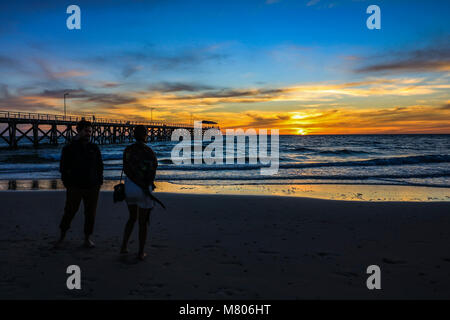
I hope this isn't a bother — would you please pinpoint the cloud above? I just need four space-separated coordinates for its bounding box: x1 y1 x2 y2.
0 55 22 70
0 84 60 112
166 87 287 101
244 112 291 126
52 70 91 78
226 104 450 134
38 88 137 105
0 85 138 115
355 44 450 74
0 55 31 74
0 56 90 83
31 59 91 82
0 84 12 99
87 45 230 76
122 65 143 78
148 82 218 93
101 82 121 88
305 0 368 9
155 77 446 106
306 0 320 6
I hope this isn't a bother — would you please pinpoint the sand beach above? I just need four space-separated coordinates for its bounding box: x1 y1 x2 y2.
1 190 449 299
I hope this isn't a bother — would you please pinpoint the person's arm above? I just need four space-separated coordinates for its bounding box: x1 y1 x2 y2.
59 145 70 187
96 145 104 186
148 148 158 190
141 148 157 189
151 148 158 170
123 147 132 180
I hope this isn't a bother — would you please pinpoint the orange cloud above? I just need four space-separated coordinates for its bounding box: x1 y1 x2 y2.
3 76 449 134
53 70 91 78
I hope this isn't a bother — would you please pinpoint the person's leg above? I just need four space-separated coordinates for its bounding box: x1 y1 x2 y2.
120 204 138 253
57 187 82 245
137 207 151 260
82 186 100 248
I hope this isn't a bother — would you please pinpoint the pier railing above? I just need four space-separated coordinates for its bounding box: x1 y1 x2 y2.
0 110 219 129
0 109 220 148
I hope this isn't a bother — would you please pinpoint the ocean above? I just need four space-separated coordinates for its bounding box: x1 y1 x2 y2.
0 134 449 189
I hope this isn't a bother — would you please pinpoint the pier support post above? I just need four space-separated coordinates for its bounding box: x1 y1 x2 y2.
128 126 133 143
66 124 73 143
50 123 58 145
9 121 17 149
32 122 39 148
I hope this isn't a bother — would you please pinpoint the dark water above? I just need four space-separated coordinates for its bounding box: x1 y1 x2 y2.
0 135 449 188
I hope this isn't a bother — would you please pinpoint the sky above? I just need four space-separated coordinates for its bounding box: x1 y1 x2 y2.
0 0 449 134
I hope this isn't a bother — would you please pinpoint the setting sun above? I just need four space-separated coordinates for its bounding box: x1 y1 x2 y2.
297 129 307 135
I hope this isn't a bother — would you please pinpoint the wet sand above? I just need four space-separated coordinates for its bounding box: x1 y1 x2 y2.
1 191 450 299
1 179 449 202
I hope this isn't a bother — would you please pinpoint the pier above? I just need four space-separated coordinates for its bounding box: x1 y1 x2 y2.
0 110 219 148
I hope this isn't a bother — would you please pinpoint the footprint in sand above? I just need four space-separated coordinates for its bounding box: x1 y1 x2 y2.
382 258 406 264
118 255 140 265
151 244 168 249
218 260 243 266
333 271 358 278
316 251 339 257
209 287 243 297
258 250 279 255
137 282 165 294
202 244 220 249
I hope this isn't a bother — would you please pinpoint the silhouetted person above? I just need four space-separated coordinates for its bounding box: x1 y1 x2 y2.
56 120 103 248
120 125 158 260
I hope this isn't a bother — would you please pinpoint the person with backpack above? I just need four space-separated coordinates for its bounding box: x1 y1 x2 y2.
120 125 158 260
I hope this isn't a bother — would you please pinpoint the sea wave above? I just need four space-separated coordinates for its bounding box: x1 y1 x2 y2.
105 154 450 171
288 146 316 152
288 146 370 155
104 172 450 184
280 154 450 169
1 154 448 175
316 149 370 156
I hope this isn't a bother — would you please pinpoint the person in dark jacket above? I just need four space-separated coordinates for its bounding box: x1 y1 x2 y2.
120 125 158 260
56 120 103 248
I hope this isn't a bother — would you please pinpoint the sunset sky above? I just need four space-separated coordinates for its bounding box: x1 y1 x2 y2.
0 0 449 134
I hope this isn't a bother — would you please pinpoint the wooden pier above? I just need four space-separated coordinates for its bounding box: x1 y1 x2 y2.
0 110 218 149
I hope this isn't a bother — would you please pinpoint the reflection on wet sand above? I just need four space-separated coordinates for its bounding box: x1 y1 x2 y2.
3 179 62 191
8 180 17 190
0 179 449 202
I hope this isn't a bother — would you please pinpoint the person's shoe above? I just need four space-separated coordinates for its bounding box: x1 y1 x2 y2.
120 246 129 254
137 252 147 261
84 238 95 248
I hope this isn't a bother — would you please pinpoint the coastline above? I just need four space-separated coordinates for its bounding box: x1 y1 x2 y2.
1 191 450 299
1 179 449 202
